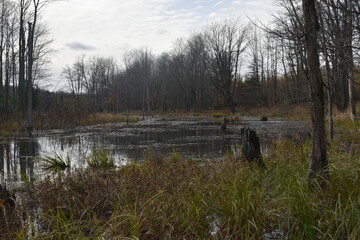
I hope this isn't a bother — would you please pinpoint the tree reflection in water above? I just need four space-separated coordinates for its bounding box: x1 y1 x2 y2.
0 139 38 189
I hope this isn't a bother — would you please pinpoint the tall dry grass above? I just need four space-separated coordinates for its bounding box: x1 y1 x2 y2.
6 134 358 239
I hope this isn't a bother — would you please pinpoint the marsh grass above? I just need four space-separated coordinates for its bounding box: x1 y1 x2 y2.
0 115 20 137
85 149 115 169
243 104 310 120
5 118 360 239
15 136 359 239
81 113 140 126
39 153 71 174
0 111 141 136
212 112 227 118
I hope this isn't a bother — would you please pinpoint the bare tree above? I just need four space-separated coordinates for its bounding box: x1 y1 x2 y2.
302 0 329 185
18 0 30 113
63 57 85 105
169 38 192 110
1 0 17 112
320 0 358 119
26 0 57 135
202 18 248 113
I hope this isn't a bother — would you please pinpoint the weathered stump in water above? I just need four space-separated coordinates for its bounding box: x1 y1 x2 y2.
260 116 268 121
241 128 265 167
221 117 228 131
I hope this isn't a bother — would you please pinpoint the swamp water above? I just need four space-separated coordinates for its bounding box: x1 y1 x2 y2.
0 116 310 189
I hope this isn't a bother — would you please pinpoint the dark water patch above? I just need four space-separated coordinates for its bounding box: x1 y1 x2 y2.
0 116 310 189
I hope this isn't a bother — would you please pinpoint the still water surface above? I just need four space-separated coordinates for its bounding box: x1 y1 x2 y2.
0 116 310 189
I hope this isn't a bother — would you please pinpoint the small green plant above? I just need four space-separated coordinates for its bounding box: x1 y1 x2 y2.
86 149 115 169
171 148 181 161
40 153 71 173
212 112 226 118
0 130 10 137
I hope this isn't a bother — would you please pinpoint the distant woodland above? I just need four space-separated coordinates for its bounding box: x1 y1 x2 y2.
0 0 359 121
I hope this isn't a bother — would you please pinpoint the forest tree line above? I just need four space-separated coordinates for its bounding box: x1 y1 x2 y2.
0 0 360 121
0 0 52 134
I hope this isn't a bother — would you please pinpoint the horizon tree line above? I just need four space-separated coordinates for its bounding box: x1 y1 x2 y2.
61 6 359 120
0 0 359 123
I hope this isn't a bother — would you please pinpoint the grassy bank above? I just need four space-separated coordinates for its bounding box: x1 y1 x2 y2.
0 112 140 137
0 125 358 239
1 102 358 137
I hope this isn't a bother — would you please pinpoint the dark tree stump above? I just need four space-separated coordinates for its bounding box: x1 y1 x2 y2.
260 116 268 121
241 128 265 167
221 117 228 131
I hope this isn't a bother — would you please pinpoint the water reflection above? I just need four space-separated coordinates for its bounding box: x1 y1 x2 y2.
0 116 311 189
0 139 39 189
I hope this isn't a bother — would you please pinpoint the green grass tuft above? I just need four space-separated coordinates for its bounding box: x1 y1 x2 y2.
212 112 226 118
86 149 115 169
39 152 71 173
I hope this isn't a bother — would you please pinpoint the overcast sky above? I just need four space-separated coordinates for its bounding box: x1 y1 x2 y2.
43 0 276 91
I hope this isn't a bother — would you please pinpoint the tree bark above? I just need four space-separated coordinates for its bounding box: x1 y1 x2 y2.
0 3 4 110
27 22 34 136
346 0 357 121
302 0 329 185
241 128 265 168
5 43 10 112
19 2 27 113
349 70 356 121
319 10 334 141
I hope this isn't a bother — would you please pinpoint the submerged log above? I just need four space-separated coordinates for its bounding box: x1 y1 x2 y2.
241 128 265 167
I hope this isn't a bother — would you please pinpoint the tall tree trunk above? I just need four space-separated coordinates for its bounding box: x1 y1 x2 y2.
27 22 34 136
5 44 10 112
12 44 16 101
327 71 334 141
225 89 236 113
319 10 334 141
302 0 329 185
19 7 26 113
0 2 4 106
346 0 356 121
349 70 356 121
0 33 3 111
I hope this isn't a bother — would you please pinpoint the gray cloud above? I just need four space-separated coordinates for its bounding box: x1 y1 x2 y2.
157 29 168 35
66 41 97 51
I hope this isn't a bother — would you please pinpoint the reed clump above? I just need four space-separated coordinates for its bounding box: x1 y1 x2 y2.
212 112 227 118
85 149 115 169
39 152 71 174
